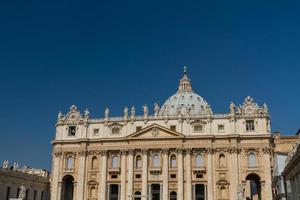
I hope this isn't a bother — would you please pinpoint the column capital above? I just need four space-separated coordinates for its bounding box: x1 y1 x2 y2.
176 148 184 154
229 147 241 154
78 150 88 156
100 150 107 156
120 150 127 156
207 148 215 154
262 147 272 154
128 149 135 156
141 149 148 155
54 151 62 157
185 148 192 155
161 148 169 154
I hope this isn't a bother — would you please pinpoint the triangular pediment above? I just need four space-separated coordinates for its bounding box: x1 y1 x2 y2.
126 123 185 139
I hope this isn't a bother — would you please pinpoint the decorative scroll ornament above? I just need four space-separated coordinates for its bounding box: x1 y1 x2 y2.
235 96 269 117
54 151 62 157
56 105 89 124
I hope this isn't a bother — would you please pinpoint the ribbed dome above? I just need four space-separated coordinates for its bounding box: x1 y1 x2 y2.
160 67 212 116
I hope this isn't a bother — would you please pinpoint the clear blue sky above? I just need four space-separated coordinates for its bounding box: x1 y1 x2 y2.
0 1 299 170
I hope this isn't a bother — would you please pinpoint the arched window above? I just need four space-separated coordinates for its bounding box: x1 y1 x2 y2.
170 154 177 168
91 156 98 170
90 186 97 198
248 153 256 167
152 154 160 168
134 191 141 200
219 154 226 168
195 155 204 167
135 155 142 169
66 156 74 170
112 155 119 168
170 191 177 200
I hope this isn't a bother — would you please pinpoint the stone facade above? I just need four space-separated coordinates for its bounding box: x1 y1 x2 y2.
51 68 273 200
0 161 50 200
282 134 300 200
272 133 298 200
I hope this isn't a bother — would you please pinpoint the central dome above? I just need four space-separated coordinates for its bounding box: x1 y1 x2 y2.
160 67 212 116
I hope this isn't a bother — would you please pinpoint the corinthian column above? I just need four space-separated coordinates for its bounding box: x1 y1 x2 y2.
142 149 148 200
99 151 107 200
121 150 127 200
127 150 134 200
177 149 184 200
185 149 192 200
76 150 87 200
162 148 169 200
51 151 62 200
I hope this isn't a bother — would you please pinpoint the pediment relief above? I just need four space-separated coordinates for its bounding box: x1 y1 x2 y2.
190 119 207 125
126 124 185 139
108 122 123 128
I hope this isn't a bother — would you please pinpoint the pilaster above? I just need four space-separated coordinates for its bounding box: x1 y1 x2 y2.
142 149 148 200
162 148 169 200
177 149 184 200
127 150 134 200
99 150 107 200
121 150 127 200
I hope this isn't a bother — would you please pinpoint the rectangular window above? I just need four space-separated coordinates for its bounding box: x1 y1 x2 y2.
136 126 142 132
111 174 118 179
246 120 255 131
135 174 141 179
68 126 76 136
196 173 203 179
112 127 120 134
170 125 176 131
93 128 99 136
170 174 176 179
194 125 203 132
218 124 225 132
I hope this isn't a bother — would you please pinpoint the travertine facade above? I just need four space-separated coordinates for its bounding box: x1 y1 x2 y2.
51 68 273 200
272 134 298 200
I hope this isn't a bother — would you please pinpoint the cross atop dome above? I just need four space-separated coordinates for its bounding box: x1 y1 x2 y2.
178 66 192 93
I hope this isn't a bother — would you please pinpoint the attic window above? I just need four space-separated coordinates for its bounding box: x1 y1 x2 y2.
68 126 76 136
170 125 176 131
194 125 203 133
218 125 225 132
112 127 120 134
246 120 255 131
93 128 99 136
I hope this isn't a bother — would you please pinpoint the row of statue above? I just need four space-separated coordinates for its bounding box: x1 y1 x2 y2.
2 160 48 178
58 96 269 122
104 103 161 120
2 160 19 170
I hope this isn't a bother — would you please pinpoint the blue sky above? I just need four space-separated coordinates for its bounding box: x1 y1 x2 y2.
0 1 299 169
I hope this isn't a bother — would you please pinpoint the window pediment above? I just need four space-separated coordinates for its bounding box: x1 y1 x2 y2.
126 124 185 139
